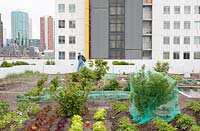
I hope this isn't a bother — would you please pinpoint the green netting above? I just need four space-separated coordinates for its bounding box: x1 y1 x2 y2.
129 70 180 124
179 79 198 85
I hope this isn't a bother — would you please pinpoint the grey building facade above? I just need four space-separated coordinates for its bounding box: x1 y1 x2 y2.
90 0 152 59
0 14 3 47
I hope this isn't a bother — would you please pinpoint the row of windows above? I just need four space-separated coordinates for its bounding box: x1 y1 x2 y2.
58 20 75 28
163 21 194 29
163 52 200 60
58 51 76 60
163 6 200 14
58 4 75 13
59 36 76 44
163 36 200 45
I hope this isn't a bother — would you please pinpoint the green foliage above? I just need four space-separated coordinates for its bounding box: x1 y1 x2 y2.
117 116 138 131
37 74 48 92
93 108 107 121
55 83 89 117
17 100 40 115
130 67 174 115
111 101 129 112
168 74 183 80
46 59 55 65
154 119 177 131
176 114 196 129
50 77 60 94
190 125 200 131
6 71 38 79
69 115 83 131
12 61 29 66
0 100 9 119
112 61 134 65
153 61 170 73
24 87 38 96
93 121 106 131
0 61 13 67
187 101 200 114
102 79 123 91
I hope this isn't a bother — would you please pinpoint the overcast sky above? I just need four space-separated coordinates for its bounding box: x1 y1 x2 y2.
0 0 55 39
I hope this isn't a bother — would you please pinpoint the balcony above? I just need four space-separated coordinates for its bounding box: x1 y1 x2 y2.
143 7 152 20
143 0 152 6
143 36 152 50
143 50 152 59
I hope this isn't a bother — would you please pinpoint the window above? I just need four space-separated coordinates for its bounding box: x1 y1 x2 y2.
110 7 125 15
59 36 65 44
69 36 76 44
184 36 190 44
173 52 180 59
194 36 200 44
59 20 65 28
184 21 190 29
163 36 170 44
58 4 65 13
195 21 200 30
194 52 200 59
163 52 170 59
164 21 170 29
174 21 180 29
69 4 75 13
69 20 76 28
110 24 124 32
184 6 191 14
163 6 170 14
183 52 190 59
59 51 65 60
69 52 76 60
173 36 180 44
195 6 200 14
174 6 181 14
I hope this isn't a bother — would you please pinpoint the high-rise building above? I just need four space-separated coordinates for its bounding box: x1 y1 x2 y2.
0 13 3 47
3 28 6 47
40 16 54 52
29 18 32 39
11 11 29 46
55 0 200 61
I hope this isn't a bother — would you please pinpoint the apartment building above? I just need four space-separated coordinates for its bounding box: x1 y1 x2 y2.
55 0 200 61
0 13 3 47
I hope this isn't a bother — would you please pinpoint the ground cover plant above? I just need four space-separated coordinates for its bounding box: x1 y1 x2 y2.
112 61 134 65
154 119 177 131
111 101 129 112
93 121 106 131
93 108 107 121
117 116 138 131
176 114 197 130
187 101 200 114
6 70 39 79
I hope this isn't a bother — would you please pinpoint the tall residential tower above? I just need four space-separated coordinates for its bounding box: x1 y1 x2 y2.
0 13 3 47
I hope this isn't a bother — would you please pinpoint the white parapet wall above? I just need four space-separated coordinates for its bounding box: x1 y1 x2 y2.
0 59 200 78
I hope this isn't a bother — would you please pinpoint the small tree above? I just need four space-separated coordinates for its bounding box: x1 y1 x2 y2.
153 61 169 73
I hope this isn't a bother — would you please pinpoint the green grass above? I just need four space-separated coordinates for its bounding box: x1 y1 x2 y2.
6 71 39 79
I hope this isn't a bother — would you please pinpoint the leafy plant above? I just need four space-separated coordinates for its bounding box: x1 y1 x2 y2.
12 61 29 66
37 74 48 92
153 61 170 73
112 61 134 65
17 100 40 115
0 100 9 119
190 125 200 131
93 121 106 131
154 119 177 131
0 61 13 67
93 108 107 121
69 115 83 131
46 59 55 65
50 77 60 94
187 101 200 114
117 116 138 131
168 74 183 80
176 114 196 129
102 79 123 91
111 101 129 112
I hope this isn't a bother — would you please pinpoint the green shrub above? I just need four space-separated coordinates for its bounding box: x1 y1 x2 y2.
102 79 123 91
117 116 138 131
46 59 55 65
168 74 183 80
69 115 83 131
187 101 200 114
6 71 38 79
93 121 106 131
12 61 29 66
154 119 177 131
0 100 9 119
50 77 60 94
153 61 169 73
176 114 196 129
111 101 129 112
0 61 13 67
93 108 107 121
37 75 48 92
190 125 200 131
112 61 134 65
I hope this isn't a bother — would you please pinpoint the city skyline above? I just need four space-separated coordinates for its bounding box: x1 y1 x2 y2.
0 0 54 39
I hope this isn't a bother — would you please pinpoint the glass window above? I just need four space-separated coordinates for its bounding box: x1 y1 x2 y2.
163 52 170 59
110 7 124 15
163 6 170 14
164 21 170 29
174 21 180 29
184 36 190 44
69 4 75 13
173 52 180 59
69 20 76 28
184 6 191 14
59 51 65 60
110 24 124 32
163 36 170 44
69 36 76 44
59 36 65 44
184 21 190 29
195 6 200 14
194 36 200 44
58 4 65 13
59 20 65 28
174 6 181 14
194 52 200 59
173 36 180 44
183 52 190 59
69 52 76 60
195 21 200 30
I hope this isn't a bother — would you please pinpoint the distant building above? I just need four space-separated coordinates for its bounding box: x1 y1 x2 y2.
29 39 40 48
0 13 3 47
29 18 32 39
3 28 6 47
11 11 29 46
40 16 54 52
